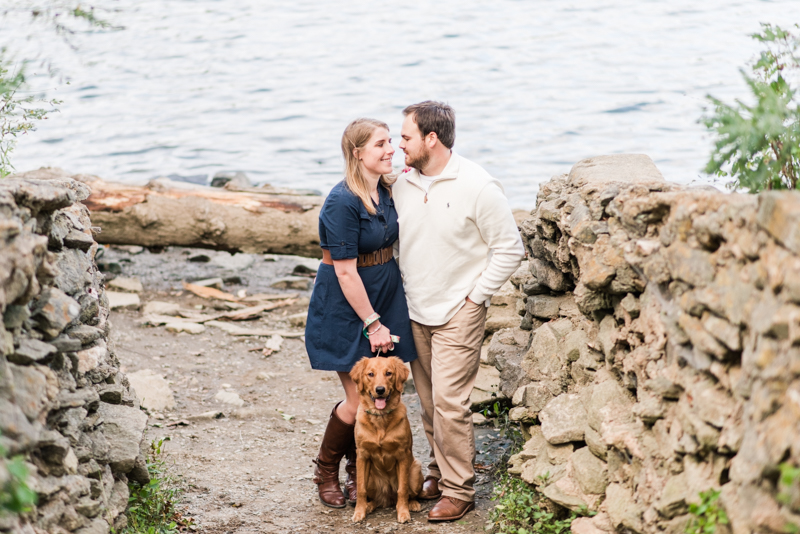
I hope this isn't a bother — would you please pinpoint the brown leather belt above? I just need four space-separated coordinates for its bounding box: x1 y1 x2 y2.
321 246 393 268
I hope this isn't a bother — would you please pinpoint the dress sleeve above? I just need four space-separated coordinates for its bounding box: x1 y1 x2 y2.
319 190 360 260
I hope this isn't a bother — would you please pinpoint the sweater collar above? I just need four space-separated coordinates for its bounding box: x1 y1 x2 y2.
403 152 460 187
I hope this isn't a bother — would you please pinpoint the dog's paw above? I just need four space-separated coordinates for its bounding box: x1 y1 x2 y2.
352 509 366 523
409 500 421 512
397 509 411 523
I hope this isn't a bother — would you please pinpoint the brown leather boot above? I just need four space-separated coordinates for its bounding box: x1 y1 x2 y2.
312 403 353 508
344 437 357 505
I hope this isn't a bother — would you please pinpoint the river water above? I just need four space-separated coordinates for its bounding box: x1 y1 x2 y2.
3 0 799 208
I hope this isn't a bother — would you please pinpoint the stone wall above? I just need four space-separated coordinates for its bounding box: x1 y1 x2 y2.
1 178 146 534
489 155 800 533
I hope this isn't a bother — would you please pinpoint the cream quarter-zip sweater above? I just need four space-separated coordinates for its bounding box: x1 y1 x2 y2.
393 153 525 326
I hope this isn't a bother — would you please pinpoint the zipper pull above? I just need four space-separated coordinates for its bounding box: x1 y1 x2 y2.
424 193 428 204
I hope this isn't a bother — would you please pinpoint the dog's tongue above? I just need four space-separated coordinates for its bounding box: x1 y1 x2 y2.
375 398 387 410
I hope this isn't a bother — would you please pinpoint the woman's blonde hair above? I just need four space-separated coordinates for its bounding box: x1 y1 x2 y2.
341 118 396 215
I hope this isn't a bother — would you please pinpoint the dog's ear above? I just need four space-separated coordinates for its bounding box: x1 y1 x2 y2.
350 357 369 389
389 357 409 386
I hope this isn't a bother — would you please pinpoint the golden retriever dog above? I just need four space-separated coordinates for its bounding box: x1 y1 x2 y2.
350 356 423 523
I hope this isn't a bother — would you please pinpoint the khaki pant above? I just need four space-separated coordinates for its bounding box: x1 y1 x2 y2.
409 300 487 502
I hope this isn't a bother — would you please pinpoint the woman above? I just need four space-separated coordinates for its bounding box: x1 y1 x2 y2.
305 118 417 508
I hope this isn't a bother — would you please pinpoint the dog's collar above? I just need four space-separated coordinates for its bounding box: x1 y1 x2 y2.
365 407 396 416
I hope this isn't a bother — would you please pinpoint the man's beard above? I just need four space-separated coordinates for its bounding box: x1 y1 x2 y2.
405 146 431 172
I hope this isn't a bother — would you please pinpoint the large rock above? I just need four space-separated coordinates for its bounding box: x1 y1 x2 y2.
757 191 800 255
485 306 521 334
664 242 715 288
605 483 643 532
571 446 608 495
8 364 49 421
65 325 104 345
209 252 256 270
522 323 567 383
586 378 634 432
489 328 531 398
571 514 614 534
53 248 93 296
142 300 181 316
127 369 175 412
10 338 57 365
656 472 690 518
95 403 147 474
164 321 206 334
106 277 143 293
512 381 562 415
470 364 503 407
214 389 245 407
76 341 108 374
31 287 81 339
567 154 664 188
106 291 140 310
530 258 570 292
539 393 587 444
527 295 574 319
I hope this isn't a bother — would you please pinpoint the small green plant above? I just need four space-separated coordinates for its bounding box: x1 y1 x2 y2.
0 435 37 516
0 57 59 177
703 23 800 192
123 438 191 534
489 474 576 534
482 400 524 443
0 3 117 177
778 462 800 533
481 399 526 475
686 489 729 534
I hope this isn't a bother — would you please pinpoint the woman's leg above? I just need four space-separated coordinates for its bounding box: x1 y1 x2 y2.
337 371 360 504
336 371 360 424
313 372 358 508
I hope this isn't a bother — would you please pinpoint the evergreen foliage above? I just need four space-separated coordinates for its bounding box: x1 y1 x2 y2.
704 24 800 191
0 2 116 176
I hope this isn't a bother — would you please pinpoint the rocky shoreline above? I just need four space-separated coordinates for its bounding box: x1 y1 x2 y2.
488 154 800 533
1 177 147 534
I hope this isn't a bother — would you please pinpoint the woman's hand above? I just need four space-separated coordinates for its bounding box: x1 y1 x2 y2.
368 322 394 354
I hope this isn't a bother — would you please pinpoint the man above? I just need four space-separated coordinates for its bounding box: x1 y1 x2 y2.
393 101 525 521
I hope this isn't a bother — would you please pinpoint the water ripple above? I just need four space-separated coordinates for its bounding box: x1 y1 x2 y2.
4 0 800 207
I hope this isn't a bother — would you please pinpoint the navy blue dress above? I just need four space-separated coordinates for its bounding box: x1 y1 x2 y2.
305 181 417 372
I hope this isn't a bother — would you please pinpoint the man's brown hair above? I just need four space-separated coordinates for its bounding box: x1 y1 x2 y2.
403 101 456 149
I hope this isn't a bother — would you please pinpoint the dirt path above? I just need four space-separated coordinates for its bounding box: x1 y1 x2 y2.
104 246 511 534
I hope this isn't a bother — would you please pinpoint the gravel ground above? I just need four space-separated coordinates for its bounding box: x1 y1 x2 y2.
104 246 514 534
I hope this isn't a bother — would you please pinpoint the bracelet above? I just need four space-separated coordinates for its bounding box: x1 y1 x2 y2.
364 324 401 344
362 313 381 339
363 313 380 329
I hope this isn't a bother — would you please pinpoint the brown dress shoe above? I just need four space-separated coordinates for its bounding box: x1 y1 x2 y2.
418 476 442 500
428 496 475 522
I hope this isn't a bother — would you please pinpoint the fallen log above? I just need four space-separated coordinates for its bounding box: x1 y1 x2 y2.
10 168 324 258
86 177 324 257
